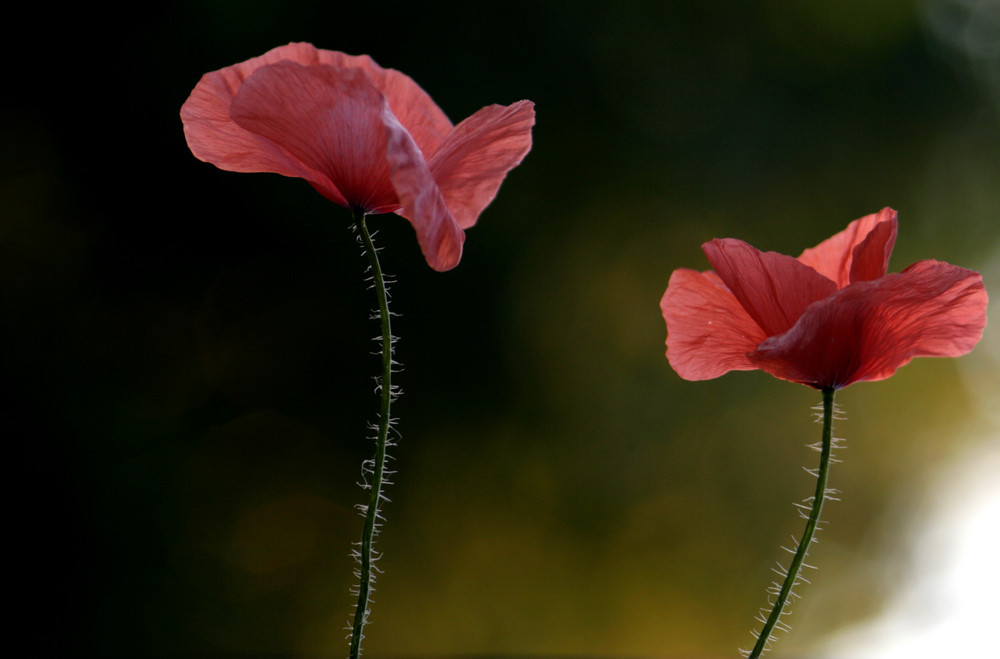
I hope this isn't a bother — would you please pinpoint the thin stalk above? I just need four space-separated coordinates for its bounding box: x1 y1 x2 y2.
748 387 835 658
349 209 395 659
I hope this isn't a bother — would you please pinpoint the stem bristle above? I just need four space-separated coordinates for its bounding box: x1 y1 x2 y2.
347 212 401 659
741 389 842 658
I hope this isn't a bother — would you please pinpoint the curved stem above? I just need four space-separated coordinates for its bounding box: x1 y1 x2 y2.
350 209 395 659
748 387 835 658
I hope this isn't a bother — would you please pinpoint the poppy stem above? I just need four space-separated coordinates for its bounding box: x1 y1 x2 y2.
746 387 836 658
350 209 396 659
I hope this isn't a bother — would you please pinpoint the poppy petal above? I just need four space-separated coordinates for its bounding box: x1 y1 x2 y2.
230 61 399 213
848 214 898 284
429 101 535 229
384 111 465 271
181 47 350 203
322 53 454 159
751 260 988 388
703 238 838 337
797 208 897 288
284 46 455 158
661 268 769 381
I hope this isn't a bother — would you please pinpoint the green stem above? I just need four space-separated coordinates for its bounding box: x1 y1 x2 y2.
350 209 395 659
747 387 835 659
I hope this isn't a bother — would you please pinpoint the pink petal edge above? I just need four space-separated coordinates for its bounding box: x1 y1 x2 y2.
181 47 346 200
797 208 898 289
661 268 768 381
429 101 536 229
384 109 465 271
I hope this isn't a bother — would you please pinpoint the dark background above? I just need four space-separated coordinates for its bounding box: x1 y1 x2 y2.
7 1 999 657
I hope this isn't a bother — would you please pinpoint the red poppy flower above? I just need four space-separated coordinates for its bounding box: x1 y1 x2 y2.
660 208 988 389
181 42 535 271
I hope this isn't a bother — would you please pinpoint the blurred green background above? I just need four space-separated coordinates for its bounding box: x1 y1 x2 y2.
6 1 999 657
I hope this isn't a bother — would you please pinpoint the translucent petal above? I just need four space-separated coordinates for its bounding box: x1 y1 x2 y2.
230 62 399 212
385 110 465 271
703 238 837 337
181 47 348 203
429 101 535 229
797 207 897 289
661 268 768 381
751 260 988 388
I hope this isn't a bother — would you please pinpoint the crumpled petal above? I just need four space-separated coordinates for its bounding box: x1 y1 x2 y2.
703 238 837 337
847 216 898 284
181 46 342 196
328 50 454 157
384 110 465 271
230 61 398 212
181 43 453 183
750 259 988 388
661 268 768 380
797 208 897 288
428 101 535 229
258 44 459 172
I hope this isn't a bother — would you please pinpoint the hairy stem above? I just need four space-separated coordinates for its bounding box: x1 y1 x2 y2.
349 209 395 659
747 387 835 658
